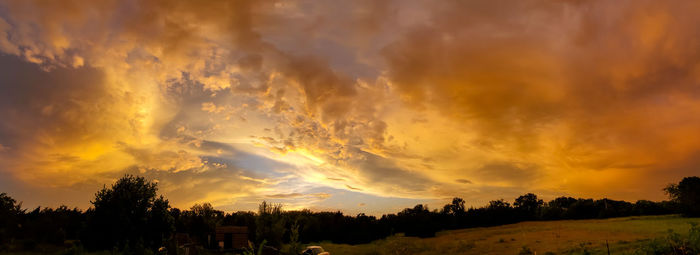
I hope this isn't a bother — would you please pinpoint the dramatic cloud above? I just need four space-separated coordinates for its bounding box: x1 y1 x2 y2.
1 0 700 213
380 0 700 200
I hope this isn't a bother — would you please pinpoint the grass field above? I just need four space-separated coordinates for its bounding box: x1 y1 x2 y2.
306 215 700 255
3 215 698 254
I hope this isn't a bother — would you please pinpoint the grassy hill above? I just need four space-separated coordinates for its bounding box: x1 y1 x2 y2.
306 215 700 255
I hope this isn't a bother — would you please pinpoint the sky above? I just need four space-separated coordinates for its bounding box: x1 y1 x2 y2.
0 0 699 215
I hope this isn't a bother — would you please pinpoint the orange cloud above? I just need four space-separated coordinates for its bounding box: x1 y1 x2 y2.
2 0 700 213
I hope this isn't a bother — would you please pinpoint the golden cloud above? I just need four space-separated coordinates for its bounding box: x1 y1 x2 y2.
1 0 700 212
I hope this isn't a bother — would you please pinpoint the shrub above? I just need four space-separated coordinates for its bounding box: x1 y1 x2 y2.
636 223 700 254
518 246 534 255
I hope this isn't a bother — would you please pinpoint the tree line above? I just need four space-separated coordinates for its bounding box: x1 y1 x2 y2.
0 175 698 254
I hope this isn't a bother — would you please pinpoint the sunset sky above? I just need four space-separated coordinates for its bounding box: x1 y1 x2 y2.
1 0 699 215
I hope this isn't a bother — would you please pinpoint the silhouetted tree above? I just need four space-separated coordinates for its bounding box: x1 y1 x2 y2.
287 220 301 255
633 200 666 215
665 176 700 216
565 199 597 219
183 203 223 247
398 204 438 237
147 196 174 249
538 204 564 220
514 193 543 220
0 193 23 245
441 197 467 229
2 175 696 252
223 211 257 244
443 197 466 216
21 206 83 245
256 201 285 248
84 175 174 252
484 199 516 225
595 199 633 218
549 196 578 209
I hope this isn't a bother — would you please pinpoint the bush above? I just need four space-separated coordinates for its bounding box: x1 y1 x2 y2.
518 246 534 255
636 223 700 254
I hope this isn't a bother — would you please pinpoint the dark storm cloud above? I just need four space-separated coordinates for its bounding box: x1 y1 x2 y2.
0 54 109 150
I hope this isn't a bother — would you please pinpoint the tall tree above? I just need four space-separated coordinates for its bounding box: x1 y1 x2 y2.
514 193 544 220
256 201 285 248
85 175 174 252
665 176 700 216
0 193 23 244
443 197 466 216
184 203 223 248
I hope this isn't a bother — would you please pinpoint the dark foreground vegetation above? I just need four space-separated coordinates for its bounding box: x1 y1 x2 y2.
0 176 699 254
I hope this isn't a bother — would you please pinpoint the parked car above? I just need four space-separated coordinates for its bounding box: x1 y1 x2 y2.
301 246 329 255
